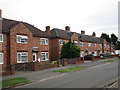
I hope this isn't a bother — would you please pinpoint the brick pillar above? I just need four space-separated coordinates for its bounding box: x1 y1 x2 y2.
34 62 39 71
63 59 68 66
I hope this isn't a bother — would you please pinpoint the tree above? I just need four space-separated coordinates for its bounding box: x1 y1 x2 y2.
115 41 120 50
100 33 111 43
111 33 118 45
60 41 80 59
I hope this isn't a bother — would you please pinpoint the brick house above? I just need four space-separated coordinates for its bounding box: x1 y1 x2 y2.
0 11 51 72
49 26 111 60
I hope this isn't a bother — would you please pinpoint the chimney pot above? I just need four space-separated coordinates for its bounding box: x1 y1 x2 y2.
65 26 70 31
92 32 96 37
45 26 50 35
81 30 85 34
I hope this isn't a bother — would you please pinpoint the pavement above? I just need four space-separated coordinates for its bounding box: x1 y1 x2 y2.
2 57 119 88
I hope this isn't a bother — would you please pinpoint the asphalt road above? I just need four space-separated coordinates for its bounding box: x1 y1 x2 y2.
14 60 118 88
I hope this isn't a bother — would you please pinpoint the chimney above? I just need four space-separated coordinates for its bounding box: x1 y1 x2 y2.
81 30 85 34
0 9 2 18
92 32 96 37
65 26 70 31
45 26 50 35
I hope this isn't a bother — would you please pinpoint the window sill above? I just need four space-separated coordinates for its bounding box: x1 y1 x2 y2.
41 59 49 61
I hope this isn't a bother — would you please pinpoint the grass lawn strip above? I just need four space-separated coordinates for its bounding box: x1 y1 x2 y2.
102 60 115 63
1 77 30 88
53 66 86 73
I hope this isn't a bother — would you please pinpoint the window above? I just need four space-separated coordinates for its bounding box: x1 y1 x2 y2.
40 38 48 45
93 51 97 56
100 44 102 48
17 35 28 43
41 52 48 61
80 51 84 57
74 41 78 46
94 43 96 47
17 52 28 63
0 53 3 64
59 39 64 45
80 42 84 46
108 45 109 48
88 43 91 47
104 44 106 48
0 34 3 42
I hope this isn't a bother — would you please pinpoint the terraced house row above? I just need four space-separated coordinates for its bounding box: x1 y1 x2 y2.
0 10 113 72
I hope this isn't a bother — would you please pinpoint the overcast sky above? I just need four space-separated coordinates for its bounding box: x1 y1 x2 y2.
0 0 119 37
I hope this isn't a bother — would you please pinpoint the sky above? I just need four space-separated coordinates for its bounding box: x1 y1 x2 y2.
0 0 119 37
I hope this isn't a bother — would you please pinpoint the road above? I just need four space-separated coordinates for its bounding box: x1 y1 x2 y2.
14 60 118 88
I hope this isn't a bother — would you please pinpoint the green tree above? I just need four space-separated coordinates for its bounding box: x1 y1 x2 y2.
111 33 118 45
115 41 120 50
60 41 80 59
100 33 111 43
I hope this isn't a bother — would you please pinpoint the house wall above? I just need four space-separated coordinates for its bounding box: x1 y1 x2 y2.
0 33 9 71
9 23 49 65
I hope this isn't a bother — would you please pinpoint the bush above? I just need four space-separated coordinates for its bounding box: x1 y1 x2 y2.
60 41 80 59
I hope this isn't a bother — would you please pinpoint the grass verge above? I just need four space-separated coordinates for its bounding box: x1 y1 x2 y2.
1 77 30 88
53 66 86 73
102 60 115 63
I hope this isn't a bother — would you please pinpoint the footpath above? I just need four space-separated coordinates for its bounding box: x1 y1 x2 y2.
2 58 118 83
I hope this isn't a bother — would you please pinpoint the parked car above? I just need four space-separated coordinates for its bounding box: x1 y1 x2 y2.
100 53 106 59
118 54 120 58
84 54 93 60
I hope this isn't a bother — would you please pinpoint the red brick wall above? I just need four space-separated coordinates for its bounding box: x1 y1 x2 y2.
10 23 49 64
0 33 8 71
102 39 110 53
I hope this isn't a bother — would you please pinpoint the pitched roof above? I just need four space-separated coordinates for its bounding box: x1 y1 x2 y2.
1 18 50 38
51 28 103 43
50 28 74 39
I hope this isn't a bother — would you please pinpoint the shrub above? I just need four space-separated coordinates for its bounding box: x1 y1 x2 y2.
60 41 80 59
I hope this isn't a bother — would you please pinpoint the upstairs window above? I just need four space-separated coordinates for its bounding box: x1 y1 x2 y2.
94 43 96 47
41 52 48 61
0 53 3 64
74 41 78 46
80 42 84 46
0 34 3 42
17 52 28 63
88 43 91 47
104 44 106 48
100 44 102 48
40 38 48 45
17 35 28 43
59 39 64 45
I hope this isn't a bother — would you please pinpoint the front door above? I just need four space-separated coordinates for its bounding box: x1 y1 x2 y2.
33 53 37 62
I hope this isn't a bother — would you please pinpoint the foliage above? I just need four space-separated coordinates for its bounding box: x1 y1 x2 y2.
53 67 85 73
60 41 80 59
1 77 30 88
51 61 58 65
115 41 120 50
111 33 118 45
100 33 111 43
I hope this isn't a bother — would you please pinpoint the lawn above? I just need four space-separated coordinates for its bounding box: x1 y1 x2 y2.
53 66 86 73
1 77 30 88
102 60 115 63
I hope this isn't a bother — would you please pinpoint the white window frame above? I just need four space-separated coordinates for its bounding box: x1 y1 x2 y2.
80 42 84 46
88 43 91 47
74 41 78 45
104 44 106 48
0 53 3 64
100 44 102 48
41 52 49 61
59 39 64 45
0 34 3 42
108 45 110 48
17 35 28 44
40 38 48 45
94 43 97 47
93 51 97 56
80 51 84 57
17 52 28 63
